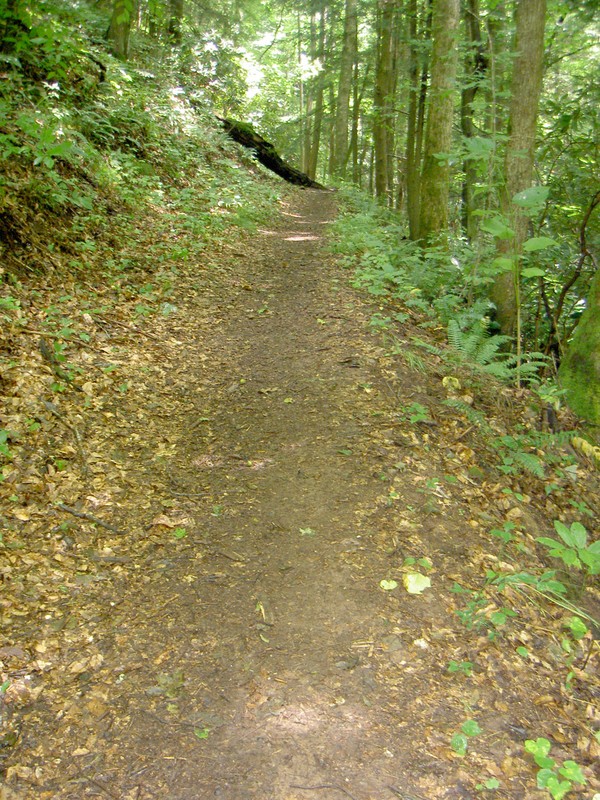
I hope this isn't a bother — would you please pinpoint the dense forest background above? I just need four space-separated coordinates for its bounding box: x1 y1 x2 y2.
0 0 599 424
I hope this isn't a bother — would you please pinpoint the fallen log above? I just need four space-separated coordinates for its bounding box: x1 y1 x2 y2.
217 117 326 189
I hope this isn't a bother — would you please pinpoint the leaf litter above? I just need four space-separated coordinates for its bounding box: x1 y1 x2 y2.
0 189 599 799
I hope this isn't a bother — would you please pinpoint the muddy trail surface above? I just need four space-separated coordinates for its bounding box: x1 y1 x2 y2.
1 190 599 800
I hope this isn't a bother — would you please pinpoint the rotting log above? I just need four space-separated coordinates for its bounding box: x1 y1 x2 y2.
217 117 326 189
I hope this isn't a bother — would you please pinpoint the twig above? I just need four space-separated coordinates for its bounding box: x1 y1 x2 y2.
451 425 475 443
97 316 162 342
387 788 427 800
78 775 119 800
57 503 124 535
19 328 101 353
290 785 359 800
41 399 89 476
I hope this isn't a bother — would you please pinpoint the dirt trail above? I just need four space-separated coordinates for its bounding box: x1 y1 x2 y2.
3 191 598 800
120 190 425 799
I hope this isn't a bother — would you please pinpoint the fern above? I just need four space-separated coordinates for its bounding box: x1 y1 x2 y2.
443 398 490 430
513 451 545 479
447 319 547 382
411 336 443 356
447 318 467 353
401 349 427 372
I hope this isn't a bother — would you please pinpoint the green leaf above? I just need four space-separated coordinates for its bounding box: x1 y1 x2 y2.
477 777 500 790
560 548 581 568
512 185 549 210
536 769 556 788
522 236 557 252
525 737 552 760
559 760 586 784
521 267 546 278
447 660 472 675
542 775 572 800
172 527 187 539
461 719 482 737
579 549 600 574
537 536 562 549
450 733 468 755
379 579 398 591
194 727 210 740
553 520 576 547
481 217 514 239
568 521 588 549
492 256 516 273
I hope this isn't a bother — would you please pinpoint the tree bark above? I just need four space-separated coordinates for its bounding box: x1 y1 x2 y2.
460 0 486 240
218 118 326 189
405 0 429 239
167 0 184 45
417 0 460 243
559 265 600 424
332 0 358 178
491 0 546 336
373 0 396 204
106 0 135 60
558 191 600 424
307 4 327 179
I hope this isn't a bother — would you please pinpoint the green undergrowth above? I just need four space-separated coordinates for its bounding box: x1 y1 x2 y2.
328 187 590 483
0 0 281 282
328 186 599 646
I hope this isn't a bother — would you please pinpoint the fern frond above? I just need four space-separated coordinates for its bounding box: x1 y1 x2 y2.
411 337 443 356
481 361 515 380
513 451 545 478
443 398 490 429
401 350 427 372
474 335 511 365
447 319 464 353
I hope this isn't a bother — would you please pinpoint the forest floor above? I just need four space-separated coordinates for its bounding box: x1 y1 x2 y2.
1 189 599 800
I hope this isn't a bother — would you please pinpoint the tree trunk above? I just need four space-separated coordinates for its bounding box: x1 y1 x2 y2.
373 0 396 204
460 0 486 240
559 265 600 425
308 4 327 179
405 0 427 238
491 0 546 336
332 0 358 178
167 0 184 45
418 0 460 243
218 118 326 189
106 0 135 59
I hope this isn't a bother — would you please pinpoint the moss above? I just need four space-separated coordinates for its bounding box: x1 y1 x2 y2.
559 268 600 424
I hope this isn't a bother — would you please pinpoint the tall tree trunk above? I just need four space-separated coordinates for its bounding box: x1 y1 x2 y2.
406 0 431 239
167 0 184 45
332 0 358 178
373 0 396 203
558 268 600 424
308 4 327 179
418 0 460 242
460 0 486 240
297 11 307 168
559 192 600 424
491 0 546 336
107 0 135 59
